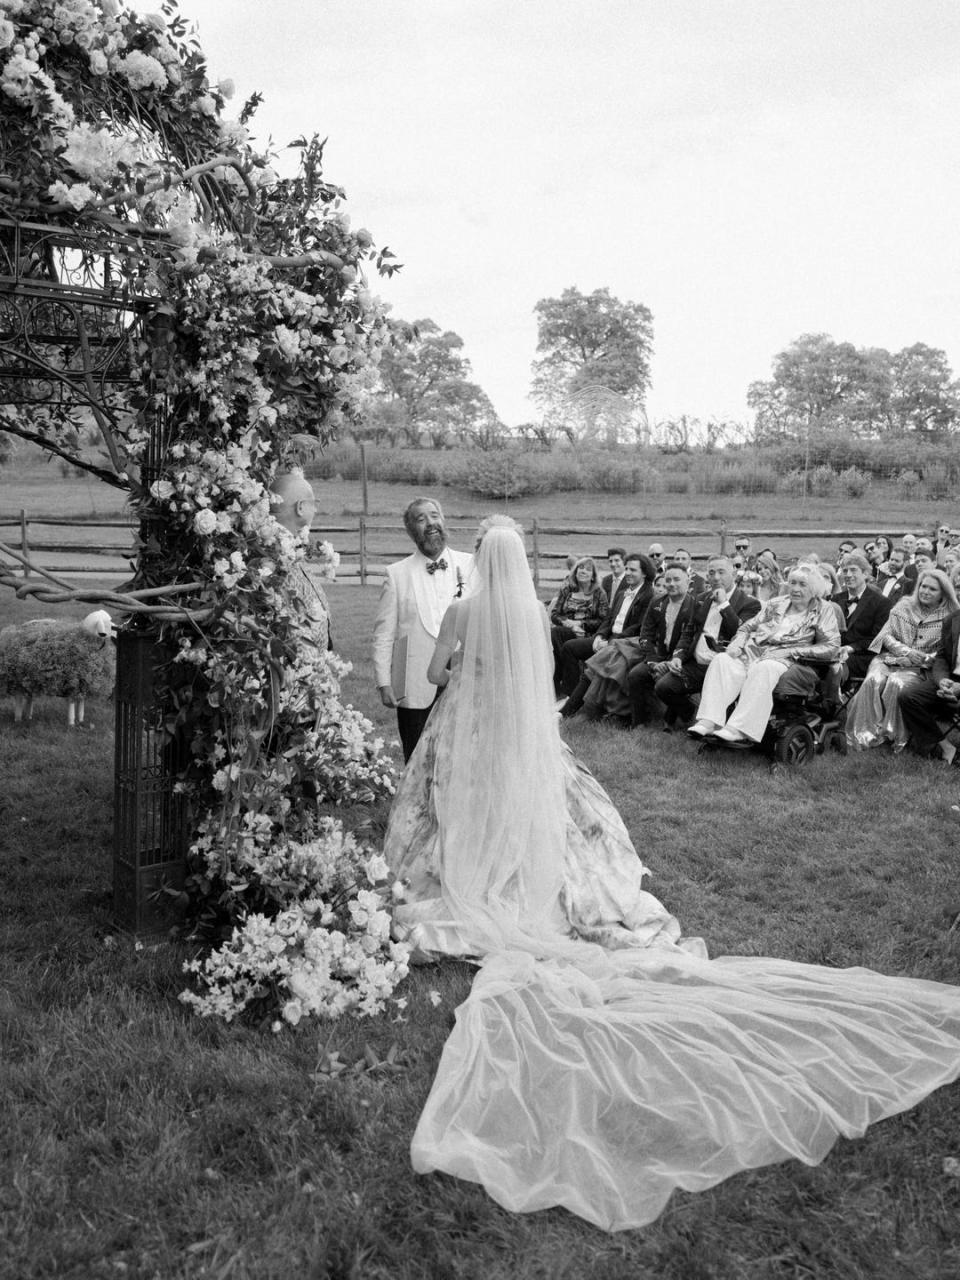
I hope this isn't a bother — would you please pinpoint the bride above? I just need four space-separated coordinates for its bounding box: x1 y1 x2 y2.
383 515 960 1232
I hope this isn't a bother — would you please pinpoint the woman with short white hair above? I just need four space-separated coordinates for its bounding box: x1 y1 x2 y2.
688 563 840 743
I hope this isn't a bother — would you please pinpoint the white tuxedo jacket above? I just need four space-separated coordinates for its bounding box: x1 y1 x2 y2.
372 548 475 709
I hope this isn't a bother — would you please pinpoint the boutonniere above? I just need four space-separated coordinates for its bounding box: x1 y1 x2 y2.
455 566 465 599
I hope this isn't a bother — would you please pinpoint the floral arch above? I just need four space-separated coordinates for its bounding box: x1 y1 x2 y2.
0 0 408 1024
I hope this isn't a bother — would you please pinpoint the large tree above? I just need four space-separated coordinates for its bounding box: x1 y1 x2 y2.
372 317 503 447
748 333 960 442
530 287 654 445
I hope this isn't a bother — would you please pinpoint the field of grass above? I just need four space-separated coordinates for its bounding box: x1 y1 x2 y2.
2 578 960 1279
3 447 958 589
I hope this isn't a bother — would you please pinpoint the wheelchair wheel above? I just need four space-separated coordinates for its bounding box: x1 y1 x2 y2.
824 726 847 754
773 721 816 765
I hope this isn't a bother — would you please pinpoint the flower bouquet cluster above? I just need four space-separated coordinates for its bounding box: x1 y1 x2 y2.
181 823 411 1026
311 539 340 582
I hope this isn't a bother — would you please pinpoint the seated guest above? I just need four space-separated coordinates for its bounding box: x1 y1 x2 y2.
897 592 960 763
901 533 919 564
558 553 656 706
877 548 912 603
914 547 936 575
944 548 960 578
934 522 954 568
863 538 886 580
647 542 666 575
624 565 696 726
655 556 762 729
836 538 857 565
873 534 894 569
687 563 840 744
819 561 841 599
833 551 893 683
671 547 707 596
601 547 627 604
846 569 958 752
733 534 755 571
742 550 783 603
549 556 607 689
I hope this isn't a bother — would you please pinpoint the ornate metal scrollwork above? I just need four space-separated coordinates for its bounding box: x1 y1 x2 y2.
0 217 159 408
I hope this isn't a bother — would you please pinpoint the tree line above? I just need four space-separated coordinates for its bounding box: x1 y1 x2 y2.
346 290 960 452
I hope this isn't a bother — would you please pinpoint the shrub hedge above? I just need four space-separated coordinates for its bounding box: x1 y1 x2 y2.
305 440 958 502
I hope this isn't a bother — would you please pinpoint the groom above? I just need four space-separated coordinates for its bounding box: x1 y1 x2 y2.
373 496 473 761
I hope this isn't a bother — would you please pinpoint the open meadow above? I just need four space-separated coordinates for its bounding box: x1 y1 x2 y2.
2 551 960 1279
2 446 958 588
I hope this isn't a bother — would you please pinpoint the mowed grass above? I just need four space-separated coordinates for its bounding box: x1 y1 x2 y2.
2 529 960 1275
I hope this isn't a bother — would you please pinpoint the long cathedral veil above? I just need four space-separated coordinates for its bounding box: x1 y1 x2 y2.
401 519 960 1232
436 517 568 952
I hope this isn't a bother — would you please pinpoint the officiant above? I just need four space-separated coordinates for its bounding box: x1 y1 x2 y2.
372 496 474 761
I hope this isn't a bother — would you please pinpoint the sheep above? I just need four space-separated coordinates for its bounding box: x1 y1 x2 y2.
0 609 115 726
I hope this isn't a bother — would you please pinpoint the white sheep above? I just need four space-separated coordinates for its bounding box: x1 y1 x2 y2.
0 609 115 726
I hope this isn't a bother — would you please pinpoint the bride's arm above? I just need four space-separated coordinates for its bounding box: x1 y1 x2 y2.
427 602 461 686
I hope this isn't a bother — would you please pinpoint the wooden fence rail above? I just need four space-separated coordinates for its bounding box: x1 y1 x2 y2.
1 509 913 587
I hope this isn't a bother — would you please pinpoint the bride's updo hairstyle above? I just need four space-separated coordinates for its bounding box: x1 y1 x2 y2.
475 512 524 551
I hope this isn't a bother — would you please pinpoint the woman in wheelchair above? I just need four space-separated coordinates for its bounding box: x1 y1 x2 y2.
688 563 840 744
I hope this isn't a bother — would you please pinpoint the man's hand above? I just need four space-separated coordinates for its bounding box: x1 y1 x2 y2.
936 678 960 703
592 636 608 652
379 684 402 709
668 655 683 674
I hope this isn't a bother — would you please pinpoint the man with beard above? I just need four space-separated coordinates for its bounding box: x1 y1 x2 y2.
373 497 474 761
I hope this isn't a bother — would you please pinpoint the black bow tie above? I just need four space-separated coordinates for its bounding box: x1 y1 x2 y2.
426 558 448 574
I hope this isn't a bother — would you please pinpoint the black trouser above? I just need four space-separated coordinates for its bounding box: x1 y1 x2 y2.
558 636 597 695
899 676 956 756
654 664 709 726
626 661 664 725
397 701 435 763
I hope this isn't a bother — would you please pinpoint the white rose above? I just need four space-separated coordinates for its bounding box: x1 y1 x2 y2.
364 853 390 884
193 509 218 536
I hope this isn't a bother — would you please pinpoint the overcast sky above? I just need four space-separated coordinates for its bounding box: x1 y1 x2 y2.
152 0 960 429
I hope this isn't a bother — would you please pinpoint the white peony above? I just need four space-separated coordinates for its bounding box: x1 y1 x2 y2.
193 508 218 536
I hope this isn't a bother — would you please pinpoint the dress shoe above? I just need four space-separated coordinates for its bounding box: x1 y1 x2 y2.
714 726 750 743
687 720 718 737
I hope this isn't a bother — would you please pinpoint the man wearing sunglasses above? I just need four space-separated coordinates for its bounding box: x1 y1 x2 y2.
935 523 954 568
862 540 885 580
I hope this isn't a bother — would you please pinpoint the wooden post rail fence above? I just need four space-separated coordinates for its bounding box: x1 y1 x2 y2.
0 511 927 587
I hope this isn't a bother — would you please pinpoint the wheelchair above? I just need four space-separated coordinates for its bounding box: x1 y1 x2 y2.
698 661 858 767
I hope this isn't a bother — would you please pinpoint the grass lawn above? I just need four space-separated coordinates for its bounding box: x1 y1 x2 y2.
2 579 960 1279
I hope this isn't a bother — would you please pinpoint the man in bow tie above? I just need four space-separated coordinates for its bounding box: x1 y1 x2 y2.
373 496 474 761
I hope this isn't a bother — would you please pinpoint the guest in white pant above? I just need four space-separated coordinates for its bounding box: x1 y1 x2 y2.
688 564 841 744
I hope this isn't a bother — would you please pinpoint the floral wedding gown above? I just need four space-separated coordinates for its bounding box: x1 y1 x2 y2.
382 530 960 1233
384 673 686 959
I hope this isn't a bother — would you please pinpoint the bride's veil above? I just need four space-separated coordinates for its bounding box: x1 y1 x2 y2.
407 521 960 1233
438 517 567 952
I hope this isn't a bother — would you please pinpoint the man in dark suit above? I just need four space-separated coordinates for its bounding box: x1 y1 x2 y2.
653 555 762 729
876 548 912 604
558 553 656 711
898 609 960 759
626 565 695 725
834 551 892 682
671 548 707 597
600 547 626 604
